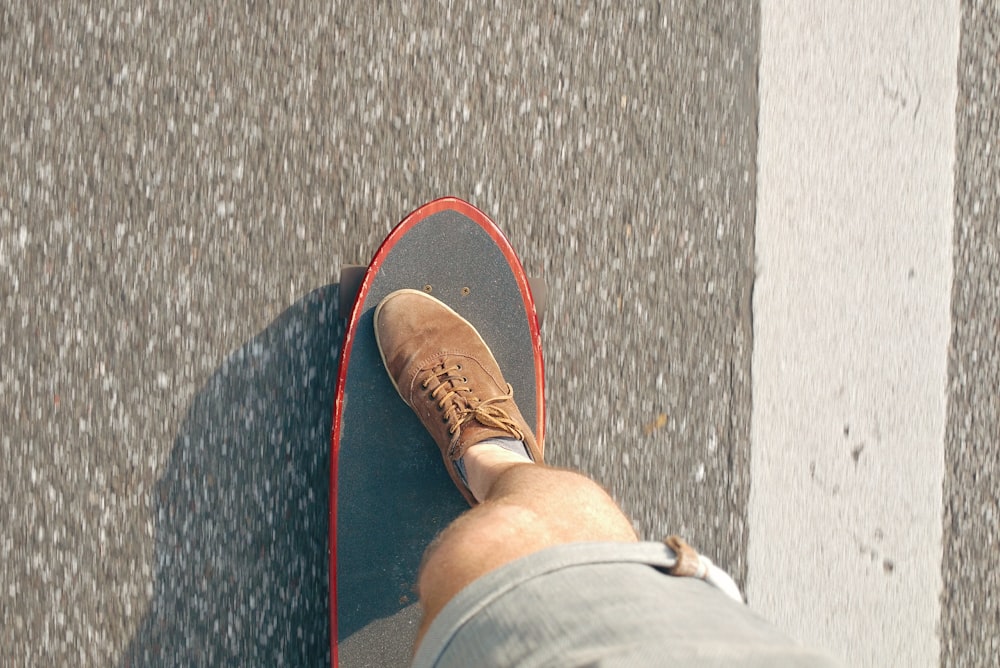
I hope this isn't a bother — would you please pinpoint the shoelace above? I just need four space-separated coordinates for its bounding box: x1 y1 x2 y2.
421 362 525 458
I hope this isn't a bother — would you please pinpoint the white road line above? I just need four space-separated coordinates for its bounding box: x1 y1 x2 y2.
750 3 959 666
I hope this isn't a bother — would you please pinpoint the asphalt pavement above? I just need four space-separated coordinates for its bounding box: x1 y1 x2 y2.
942 2 1000 665
1 1 995 667
2 3 756 665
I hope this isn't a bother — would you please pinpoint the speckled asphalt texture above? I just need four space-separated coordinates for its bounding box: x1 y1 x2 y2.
942 2 1000 665
3 2 997 666
1 3 756 665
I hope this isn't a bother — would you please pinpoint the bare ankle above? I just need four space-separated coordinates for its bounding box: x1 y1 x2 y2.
463 442 535 502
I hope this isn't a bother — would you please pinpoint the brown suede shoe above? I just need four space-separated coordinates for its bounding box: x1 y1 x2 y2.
373 289 542 505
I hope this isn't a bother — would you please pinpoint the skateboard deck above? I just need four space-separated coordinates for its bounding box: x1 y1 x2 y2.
330 197 545 667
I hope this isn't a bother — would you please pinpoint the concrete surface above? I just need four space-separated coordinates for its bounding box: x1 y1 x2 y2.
751 2 959 665
0 2 757 665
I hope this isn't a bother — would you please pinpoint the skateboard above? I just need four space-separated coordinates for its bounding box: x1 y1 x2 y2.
329 197 545 667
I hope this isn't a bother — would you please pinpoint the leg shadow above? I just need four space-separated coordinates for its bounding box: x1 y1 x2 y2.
124 284 340 666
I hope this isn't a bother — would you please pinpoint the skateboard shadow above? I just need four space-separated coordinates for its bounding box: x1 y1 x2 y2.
122 285 340 666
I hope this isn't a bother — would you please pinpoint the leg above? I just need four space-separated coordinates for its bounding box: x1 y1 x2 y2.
371 291 635 647
415 443 637 645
